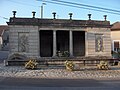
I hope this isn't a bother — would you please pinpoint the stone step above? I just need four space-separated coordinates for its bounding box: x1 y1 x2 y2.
5 57 117 66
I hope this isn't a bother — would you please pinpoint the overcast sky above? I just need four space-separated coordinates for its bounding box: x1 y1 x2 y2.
0 0 120 25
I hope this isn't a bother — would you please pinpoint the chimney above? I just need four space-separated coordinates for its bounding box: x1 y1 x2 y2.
103 15 107 21
88 14 91 20
52 12 56 19
32 11 36 18
69 13 73 20
12 11 17 18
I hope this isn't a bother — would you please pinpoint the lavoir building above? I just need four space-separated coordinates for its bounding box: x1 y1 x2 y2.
7 11 111 60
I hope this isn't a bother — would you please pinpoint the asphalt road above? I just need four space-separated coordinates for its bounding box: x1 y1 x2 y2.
0 77 120 90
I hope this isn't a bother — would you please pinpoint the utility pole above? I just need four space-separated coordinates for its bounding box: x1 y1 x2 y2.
41 5 43 18
41 0 46 18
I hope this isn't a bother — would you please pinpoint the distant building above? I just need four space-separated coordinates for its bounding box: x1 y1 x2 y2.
0 25 9 50
7 11 111 59
111 22 120 52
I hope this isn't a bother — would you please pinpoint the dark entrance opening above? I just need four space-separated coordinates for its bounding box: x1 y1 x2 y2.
73 31 85 56
40 30 53 57
57 31 69 53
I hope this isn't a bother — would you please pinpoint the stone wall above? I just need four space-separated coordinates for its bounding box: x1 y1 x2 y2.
9 25 39 58
86 27 111 57
9 25 111 58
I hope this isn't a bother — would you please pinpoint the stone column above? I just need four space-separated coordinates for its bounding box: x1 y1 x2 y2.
85 32 88 56
39 30 41 58
53 30 57 57
69 30 73 57
112 40 114 51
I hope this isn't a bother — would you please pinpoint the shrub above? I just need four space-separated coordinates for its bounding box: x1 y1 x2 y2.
97 60 109 70
64 60 74 71
63 51 70 57
25 59 38 69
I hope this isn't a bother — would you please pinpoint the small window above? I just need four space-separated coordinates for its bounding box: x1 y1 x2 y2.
114 41 119 51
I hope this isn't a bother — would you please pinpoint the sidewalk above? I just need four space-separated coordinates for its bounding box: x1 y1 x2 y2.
0 63 120 79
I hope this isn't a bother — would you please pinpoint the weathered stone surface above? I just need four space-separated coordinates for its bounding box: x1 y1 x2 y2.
7 53 27 61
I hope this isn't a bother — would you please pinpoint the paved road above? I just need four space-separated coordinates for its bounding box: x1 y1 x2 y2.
0 77 120 90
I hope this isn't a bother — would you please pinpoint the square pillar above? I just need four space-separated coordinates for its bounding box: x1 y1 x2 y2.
39 30 41 58
85 32 88 56
112 40 114 51
53 30 57 57
69 30 73 57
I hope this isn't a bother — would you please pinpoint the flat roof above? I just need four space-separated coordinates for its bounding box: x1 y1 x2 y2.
7 18 111 28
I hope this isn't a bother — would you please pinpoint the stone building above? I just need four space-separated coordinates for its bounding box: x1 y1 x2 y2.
7 11 111 59
111 22 120 52
0 25 9 50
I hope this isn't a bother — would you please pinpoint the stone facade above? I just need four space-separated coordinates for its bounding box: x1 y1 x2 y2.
86 27 111 56
7 17 111 59
9 25 39 58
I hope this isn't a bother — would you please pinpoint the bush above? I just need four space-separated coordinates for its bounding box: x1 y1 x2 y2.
64 60 74 71
57 51 70 57
63 51 70 57
25 59 38 69
97 60 109 70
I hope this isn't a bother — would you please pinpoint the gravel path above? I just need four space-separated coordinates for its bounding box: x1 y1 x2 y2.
0 63 120 79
